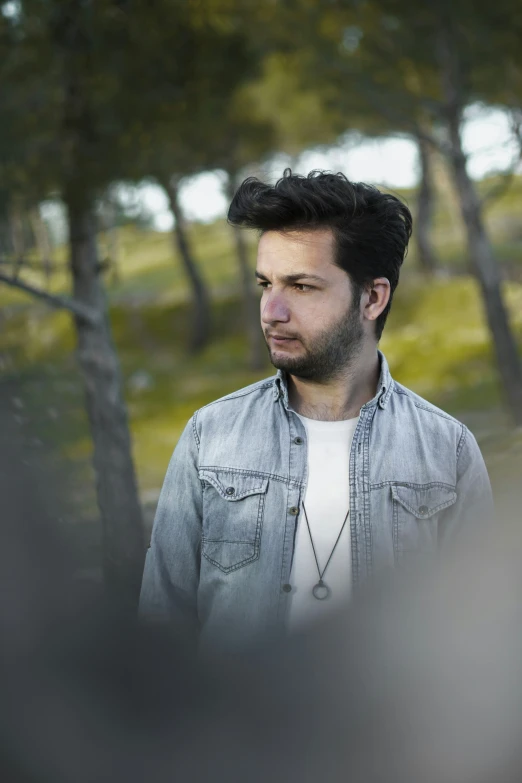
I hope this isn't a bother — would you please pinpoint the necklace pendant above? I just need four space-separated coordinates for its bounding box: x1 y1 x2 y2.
312 579 330 601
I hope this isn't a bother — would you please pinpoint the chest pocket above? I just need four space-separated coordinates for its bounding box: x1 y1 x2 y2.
199 469 269 573
391 483 457 554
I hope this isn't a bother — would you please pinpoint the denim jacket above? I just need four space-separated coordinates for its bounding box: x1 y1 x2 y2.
139 352 493 648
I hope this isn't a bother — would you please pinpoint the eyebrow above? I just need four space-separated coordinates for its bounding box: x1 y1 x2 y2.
255 271 328 284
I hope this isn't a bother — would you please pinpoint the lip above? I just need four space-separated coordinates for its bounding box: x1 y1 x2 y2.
268 335 298 343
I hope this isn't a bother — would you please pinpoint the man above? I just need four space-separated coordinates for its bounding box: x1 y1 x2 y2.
139 170 493 649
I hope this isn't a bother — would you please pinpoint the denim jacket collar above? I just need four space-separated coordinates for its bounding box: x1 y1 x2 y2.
273 349 394 412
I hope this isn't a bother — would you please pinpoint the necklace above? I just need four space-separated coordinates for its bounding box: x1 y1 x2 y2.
302 503 349 600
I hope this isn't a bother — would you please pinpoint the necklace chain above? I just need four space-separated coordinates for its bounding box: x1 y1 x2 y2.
302 503 349 599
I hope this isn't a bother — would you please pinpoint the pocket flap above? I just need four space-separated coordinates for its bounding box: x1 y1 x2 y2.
391 484 457 519
199 469 269 501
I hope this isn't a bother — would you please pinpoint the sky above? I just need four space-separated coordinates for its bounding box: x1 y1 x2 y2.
142 106 521 231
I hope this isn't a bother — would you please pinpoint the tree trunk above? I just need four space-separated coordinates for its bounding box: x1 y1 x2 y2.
108 221 120 286
66 196 145 605
9 201 25 278
0 217 9 264
29 207 54 287
164 179 211 354
438 27 522 425
232 223 264 370
227 174 264 370
448 136 522 424
415 136 439 274
100 199 120 285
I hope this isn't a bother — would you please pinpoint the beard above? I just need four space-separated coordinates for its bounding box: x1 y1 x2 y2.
264 300 364 382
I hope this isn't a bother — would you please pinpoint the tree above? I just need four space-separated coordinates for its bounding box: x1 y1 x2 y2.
415 134 439 274
272 0 522 424
129 17 271 358
204 85 280 370
0 0 265 602
161 175 211 354
29 205 54 286
125 9 263 355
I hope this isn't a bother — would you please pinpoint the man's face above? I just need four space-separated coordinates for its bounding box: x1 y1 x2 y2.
256 228 365 382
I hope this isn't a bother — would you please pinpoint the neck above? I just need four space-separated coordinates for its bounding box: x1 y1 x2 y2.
288 345 380 421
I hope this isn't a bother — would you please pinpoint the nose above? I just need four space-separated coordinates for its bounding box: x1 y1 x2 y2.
261 290 291 327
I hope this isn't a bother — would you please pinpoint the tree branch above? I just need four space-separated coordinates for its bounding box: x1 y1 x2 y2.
332 66 453 156
364 94 449 155
0 272 100 325
0 257 65 272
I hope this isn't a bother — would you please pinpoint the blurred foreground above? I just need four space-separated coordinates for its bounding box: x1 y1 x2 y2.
2 396 522 783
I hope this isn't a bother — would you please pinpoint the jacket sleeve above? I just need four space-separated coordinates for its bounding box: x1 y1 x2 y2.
139 416 202 637
439 425 494 549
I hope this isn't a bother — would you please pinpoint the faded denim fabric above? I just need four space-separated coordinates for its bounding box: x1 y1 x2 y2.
139 352 493 648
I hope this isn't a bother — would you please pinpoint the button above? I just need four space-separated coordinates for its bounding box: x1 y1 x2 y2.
282 583 292 593
225 486 235 496
294 436 304 445
289 506 299 516
418 505 429 515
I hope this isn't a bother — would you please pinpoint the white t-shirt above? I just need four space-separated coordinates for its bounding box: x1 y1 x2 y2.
287 413 359 633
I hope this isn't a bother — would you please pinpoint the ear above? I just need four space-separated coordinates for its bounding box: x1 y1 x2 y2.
363 278 391 323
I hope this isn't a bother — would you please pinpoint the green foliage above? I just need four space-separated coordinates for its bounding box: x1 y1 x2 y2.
243 52 343 156
0 0 264 210
258 0 522 155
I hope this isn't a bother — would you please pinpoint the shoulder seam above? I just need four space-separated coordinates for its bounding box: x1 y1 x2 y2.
412 401 455 423
192 411 201 450
197 379 275 413
456 423 468 461
393 387 457 424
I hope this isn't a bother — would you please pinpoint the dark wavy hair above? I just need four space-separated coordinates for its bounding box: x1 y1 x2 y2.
227 169 412 339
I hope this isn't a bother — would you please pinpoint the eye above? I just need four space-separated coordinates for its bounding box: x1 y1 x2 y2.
294 283 314 292
256 280 271 289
